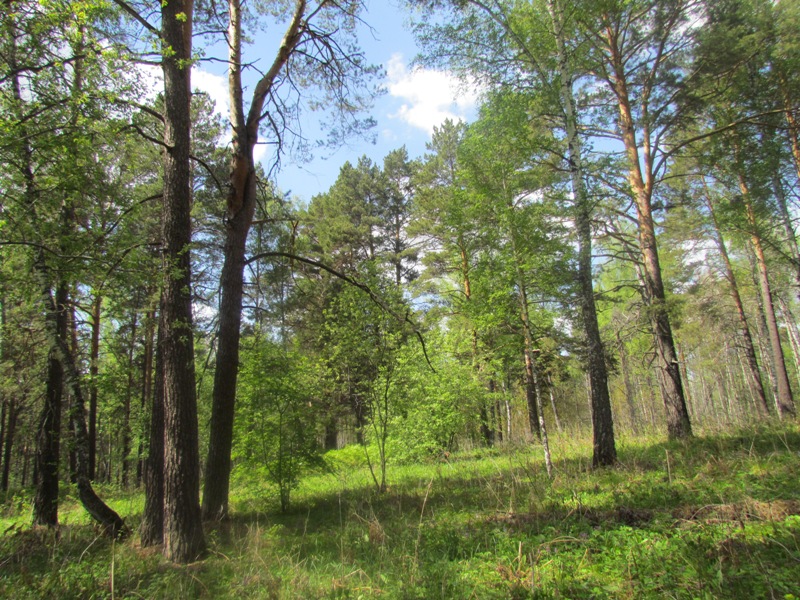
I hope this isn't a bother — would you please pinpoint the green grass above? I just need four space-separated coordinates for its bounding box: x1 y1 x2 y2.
2 426 800 599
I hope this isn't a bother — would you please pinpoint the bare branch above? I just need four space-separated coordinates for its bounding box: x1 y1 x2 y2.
111 0 160 36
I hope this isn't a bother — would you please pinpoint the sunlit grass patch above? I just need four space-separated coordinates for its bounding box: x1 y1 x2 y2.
1 425 799 598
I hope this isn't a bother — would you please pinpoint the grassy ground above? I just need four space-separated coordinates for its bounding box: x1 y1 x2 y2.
1 426 799 599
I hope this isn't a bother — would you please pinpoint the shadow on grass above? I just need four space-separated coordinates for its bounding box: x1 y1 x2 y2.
196 427 800 583
1 426 798 599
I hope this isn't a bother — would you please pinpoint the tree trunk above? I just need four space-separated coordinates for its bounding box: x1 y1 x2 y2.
159 0 205 562
88 294 101 480
487 381 497 447
463 246 492 447
604 27 691 439
32 279 66 527
546 375 563 434
778 297 800 385
479 403 492 447
740 176 795 418
770 173 800 300
121 311 137 488
137 309 155 486
203 199 250 520
324 420 338 450
140 313 164 547
778 73 800 184
523 346 541 440
703 190 770 416
547 0 616 467
511 245 552 472
2 400 17 492
537 374 553 478
0 304 5 482
0 400 6 488
616 331 639 433
10 25 62 524
53 286 128 535
751 280 779 409
203 0 308 521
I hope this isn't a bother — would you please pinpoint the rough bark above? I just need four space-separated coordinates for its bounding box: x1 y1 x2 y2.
32 279 66 527
203 0 307 521
88 294 101 480
140 313 164 547
160 0 206 562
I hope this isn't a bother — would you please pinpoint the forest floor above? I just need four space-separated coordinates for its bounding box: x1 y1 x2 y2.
1 426 800 599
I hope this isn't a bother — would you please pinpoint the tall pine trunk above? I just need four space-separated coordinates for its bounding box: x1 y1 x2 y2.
604 25 691 439
737 170 795 418
703 189 769 416
203 0 307 520
748 219 795 418
32 278 66 527
159 0 205 562
88 294 101 480
140 313 164 547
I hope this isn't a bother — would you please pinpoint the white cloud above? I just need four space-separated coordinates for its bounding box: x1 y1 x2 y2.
385 53 480 133
134 64 228 118
253 143 267 163
191 68 228 118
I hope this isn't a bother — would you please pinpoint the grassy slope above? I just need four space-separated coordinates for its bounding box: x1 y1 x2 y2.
1 426 799 599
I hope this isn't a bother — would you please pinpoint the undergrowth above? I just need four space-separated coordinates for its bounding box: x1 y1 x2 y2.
1 425 799 599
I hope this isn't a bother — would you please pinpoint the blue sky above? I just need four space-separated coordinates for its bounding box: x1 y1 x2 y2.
189 1 480 204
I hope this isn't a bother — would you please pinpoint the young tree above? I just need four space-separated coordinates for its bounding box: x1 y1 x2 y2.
235 338 322 512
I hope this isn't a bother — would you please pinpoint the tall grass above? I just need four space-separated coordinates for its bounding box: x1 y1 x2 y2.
2 425 799 598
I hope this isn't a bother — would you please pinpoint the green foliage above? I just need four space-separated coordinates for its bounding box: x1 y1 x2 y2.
233 337 324 512
386 337 486 462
